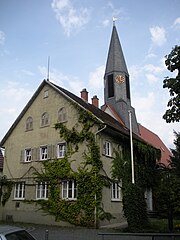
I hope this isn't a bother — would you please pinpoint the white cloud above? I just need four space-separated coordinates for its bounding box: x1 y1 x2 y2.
149 26 166 46
0 31 5 45
143 64 164 74
145 73 159 83
51 0 90 36
21 69 35 76
173 17 180 29
88 65 104 89
0 81 34 139
102 19 110 27
38 65 83 96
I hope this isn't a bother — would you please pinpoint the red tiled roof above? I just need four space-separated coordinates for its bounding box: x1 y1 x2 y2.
0 149 4 170
139 124 171 165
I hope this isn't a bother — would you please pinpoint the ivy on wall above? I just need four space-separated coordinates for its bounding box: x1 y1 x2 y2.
0 176 13 206
112 136 161 231
33 107 112 227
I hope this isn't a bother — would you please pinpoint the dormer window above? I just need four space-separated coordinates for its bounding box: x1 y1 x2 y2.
41 112 49 127
58 107 67 123
26 117 33 131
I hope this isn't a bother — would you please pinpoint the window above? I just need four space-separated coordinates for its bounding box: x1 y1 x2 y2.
107 74 114 98
40 146 48 160
104 141 112 157
24 148 32 162
44 90 48 98
62 180 77 200
126 75 130 99
14 182 25 199
58 107 67 122
26 117 33 131
41 112 49 127
6 230 36 240
36 182 48 199
57 143 66 158
111 182 121 201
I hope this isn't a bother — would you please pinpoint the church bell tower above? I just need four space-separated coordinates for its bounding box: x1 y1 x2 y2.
103 23 139 135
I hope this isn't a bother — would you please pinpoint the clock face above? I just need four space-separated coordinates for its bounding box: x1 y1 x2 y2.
115 75 125 84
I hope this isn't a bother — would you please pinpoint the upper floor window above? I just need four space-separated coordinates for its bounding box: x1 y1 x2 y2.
26 116 33 131
41 112 49 127
104 140 112 157
36 182 48 200
111 182 121 201
40 146 48 160
58 107 67 123
14 182 25 200
57 143 66 158
62 180 77 200
24 148 32 162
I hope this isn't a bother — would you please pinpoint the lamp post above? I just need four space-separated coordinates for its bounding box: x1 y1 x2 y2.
128 110 135 184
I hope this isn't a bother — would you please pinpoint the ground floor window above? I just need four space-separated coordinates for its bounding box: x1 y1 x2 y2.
62 180 77 200
14 182 25 199
111 182 121 201
36 182 48 199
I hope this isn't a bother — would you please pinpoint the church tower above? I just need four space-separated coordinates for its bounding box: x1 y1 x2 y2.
103 23 139 135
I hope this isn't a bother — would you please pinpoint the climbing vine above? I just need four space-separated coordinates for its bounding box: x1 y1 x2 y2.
33 106 112 227
0 176 13 206
112 136 161 231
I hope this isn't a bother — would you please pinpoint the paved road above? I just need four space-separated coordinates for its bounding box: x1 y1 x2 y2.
29 225 101 240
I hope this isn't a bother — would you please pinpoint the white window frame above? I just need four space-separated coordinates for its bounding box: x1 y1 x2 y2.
40 146 48 160
62 180 77 200
105 141 112 157
14 182 25 200
24 148 32 162
57 143 66 158
36 182 48 200
111 182 121 201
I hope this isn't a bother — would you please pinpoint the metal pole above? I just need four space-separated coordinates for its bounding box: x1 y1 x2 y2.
128 110 135 184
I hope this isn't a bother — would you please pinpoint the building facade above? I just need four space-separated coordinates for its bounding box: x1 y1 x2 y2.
0 24 167 227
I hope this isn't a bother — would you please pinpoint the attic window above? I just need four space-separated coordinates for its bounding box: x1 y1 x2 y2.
44 90 49 98
26 117 33 131
41 112 49 127
107 74 114 98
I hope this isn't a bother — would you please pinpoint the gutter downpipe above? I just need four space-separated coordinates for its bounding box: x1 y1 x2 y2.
94 125 107 228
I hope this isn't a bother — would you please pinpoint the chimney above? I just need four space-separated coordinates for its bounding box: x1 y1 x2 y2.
81 88 88 102
92 95 99 108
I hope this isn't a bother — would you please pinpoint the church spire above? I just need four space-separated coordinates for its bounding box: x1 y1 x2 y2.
104 24 128 79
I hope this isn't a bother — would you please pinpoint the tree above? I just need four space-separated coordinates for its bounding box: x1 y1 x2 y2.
163 45 180 123
171 131 180 176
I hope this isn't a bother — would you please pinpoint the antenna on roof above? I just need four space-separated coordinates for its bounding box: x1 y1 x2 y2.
47 56 50 81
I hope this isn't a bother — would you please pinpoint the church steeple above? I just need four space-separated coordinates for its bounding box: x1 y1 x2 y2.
103 23 140 135
104 25 128 78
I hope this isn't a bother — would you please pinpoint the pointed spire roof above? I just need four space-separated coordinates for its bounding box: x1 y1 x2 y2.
104 25 128 77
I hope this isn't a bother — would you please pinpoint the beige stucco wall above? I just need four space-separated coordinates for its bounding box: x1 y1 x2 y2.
2 83 125 226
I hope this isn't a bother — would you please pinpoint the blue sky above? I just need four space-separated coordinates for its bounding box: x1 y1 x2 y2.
0 0 180 148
